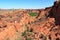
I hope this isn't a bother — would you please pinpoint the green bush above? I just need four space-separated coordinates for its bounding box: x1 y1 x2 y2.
29 12 38 17
22 31 26 36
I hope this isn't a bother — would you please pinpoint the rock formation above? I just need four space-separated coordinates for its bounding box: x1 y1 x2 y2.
49 1 60 25
0 1 60 40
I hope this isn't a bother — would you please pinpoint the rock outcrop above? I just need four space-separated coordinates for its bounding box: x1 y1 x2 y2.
49 1 60 25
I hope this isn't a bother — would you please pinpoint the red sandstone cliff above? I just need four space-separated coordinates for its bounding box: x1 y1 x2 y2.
50 1 60 25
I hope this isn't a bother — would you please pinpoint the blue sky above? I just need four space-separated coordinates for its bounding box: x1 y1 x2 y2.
0 0 55 9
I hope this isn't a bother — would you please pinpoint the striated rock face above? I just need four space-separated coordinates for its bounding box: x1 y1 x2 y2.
54 2 60 25
0 1 60 40
49 1 60 25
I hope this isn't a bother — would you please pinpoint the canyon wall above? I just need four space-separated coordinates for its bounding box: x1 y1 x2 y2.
49 1 60 25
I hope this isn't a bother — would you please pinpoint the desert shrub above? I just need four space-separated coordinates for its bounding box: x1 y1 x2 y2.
22 27 34 40
22 28 33 36
27 28 33 32
39 34 47 40
29 28 33 32
29 12 38 17
22 31 27 36
22 31 32 40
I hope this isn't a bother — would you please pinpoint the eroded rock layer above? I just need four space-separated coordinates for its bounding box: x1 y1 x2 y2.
0 1 60 40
